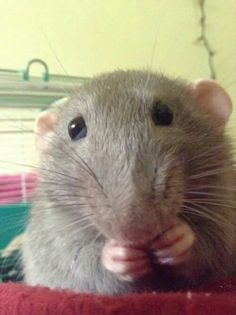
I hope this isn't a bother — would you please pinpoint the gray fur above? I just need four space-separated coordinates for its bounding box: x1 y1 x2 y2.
22 70 236 294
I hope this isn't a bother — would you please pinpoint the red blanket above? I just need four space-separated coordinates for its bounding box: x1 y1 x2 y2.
1 278 236 315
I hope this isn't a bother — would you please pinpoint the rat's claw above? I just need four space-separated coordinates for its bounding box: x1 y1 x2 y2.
151 218 195 266
101 240 151 281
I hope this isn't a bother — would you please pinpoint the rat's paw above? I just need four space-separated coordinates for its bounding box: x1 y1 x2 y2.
101 240 151 282
151 218 195 266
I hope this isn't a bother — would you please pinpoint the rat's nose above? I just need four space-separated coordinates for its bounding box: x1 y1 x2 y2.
110 202 164 243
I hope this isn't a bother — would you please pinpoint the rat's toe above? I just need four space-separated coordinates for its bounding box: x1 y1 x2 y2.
101 240 151 279
150 218 195 266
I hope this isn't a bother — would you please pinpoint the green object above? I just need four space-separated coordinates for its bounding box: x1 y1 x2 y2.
0 203 30 250
22 58 49 82
0 59 89 110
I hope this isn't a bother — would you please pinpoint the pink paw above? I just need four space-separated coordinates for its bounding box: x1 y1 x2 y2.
101 240 151 281
151 218 195 266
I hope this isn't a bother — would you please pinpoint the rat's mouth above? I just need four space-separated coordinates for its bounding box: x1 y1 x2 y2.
101 209 179 246
106 217 177 248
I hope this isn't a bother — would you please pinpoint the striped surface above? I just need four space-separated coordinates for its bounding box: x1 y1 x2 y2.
0 173 37 204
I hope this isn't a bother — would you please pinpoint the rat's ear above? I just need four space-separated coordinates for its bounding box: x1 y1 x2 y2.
188 79 232 132
35 97 68 151
34 110 58 152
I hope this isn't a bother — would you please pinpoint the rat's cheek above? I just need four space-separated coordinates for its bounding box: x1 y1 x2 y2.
150 219 195 266
101 240 151 281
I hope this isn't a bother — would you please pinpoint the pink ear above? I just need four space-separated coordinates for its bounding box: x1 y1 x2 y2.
34 110 58 152
188 79 232 131
34 97 68 151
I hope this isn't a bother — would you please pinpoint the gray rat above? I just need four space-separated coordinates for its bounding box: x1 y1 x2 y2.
22 70 236 295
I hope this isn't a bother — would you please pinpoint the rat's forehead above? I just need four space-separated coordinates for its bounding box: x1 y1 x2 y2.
66 71 189 117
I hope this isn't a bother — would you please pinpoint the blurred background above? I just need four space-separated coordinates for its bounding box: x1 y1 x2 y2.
0 1 235 79
0 0 235 270
0 0 235 130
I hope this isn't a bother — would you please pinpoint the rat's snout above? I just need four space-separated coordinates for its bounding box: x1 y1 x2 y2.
93 159 170 243
108 204 164 243
90 150 185 243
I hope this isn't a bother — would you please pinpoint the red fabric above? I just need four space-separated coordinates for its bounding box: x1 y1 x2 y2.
1 278 236 315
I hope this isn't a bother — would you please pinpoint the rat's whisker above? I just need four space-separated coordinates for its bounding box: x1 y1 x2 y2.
184 200 236 221
186 146 235 168
0 159 78 182
190 199 235 207
186 200 236 209
69 222 95 235
186 190 235 198
30 200 104 212
34 193 91 199
63 215 93 230
0 156 103 197
187 184 236 192
36 180 88 191
0 212 28 222
182 204 229 227
188 159 233 172
184 196 235 207
0 115 99 186
186 144 227 163
0 222 26 235
189 166 235 180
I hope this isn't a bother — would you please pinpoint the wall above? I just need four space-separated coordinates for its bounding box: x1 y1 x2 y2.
0 0 235 131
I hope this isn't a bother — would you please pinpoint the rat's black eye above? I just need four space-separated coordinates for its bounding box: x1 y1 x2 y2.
152 102 173 126
68 117 87 140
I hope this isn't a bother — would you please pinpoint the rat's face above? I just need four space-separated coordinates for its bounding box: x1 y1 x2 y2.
42 71 230 243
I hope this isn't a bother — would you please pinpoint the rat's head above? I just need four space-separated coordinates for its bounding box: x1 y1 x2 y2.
35 70 233 244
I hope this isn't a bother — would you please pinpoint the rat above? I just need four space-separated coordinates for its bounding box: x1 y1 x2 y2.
21 70 236 295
